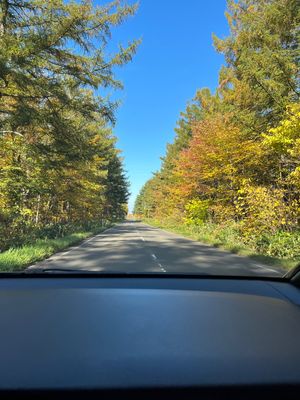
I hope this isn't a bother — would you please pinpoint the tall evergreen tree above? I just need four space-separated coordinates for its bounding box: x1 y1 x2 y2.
213 0 299 134
0 0 139 131
0 0 138 250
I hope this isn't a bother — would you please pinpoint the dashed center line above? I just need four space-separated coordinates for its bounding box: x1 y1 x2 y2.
137 231 166 273
151 253 166 272
158 263 167 273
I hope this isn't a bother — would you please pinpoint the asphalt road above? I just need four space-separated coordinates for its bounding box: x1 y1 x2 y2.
28 221 282 276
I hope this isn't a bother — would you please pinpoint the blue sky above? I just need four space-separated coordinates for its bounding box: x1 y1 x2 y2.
98 0 229 212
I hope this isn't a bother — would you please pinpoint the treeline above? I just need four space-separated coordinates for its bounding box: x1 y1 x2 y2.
0 0 138 251
135 0 300 260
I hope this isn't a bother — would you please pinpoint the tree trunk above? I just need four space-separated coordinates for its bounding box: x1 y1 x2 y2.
0 0 9 36
35 194 41 225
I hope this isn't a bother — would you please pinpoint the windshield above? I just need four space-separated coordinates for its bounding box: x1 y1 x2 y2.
0 0 299 277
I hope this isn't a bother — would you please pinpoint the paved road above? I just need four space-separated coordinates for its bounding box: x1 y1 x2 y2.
28 221 282 276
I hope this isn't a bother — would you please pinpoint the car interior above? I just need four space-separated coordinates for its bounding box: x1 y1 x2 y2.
0 268 300 399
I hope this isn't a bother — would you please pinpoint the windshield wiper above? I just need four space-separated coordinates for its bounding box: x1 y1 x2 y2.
26 268 99 274
284 263 300 285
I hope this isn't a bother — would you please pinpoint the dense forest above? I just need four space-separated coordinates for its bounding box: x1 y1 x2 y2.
0 0 138 252
135 0 300 261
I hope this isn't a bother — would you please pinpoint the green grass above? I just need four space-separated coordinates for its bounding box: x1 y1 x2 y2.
144 218 299 272
0 224 112 272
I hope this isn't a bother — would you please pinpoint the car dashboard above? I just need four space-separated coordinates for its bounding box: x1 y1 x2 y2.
0 274 300 399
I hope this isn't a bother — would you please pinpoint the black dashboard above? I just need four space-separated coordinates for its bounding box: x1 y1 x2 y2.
0 274 300 399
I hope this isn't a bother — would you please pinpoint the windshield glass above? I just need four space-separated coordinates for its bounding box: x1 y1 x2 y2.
0 0 299 277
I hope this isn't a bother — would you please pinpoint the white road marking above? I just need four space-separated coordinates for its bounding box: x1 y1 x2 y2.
81 237 94 245
254 264 280 274
144 223 281 275
28 222 281 276
60 236 95 254
27 225 115 268
158 263 167 272
61 250 71 256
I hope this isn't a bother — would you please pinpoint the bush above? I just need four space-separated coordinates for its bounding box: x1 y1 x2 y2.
235 184 296 238
184 199 209 226
145 218 300 270
0 223 111 272
254 231 300 259
0 219 108 252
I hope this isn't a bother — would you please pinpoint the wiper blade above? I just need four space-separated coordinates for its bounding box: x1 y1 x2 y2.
26 268 98 274
284 263 300 281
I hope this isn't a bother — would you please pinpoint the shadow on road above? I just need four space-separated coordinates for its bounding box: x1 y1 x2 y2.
39 222 281 277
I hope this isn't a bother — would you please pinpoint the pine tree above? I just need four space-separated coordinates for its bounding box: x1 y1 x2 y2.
213 0 299 135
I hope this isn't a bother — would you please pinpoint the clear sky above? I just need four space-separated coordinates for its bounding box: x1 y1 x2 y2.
97 0 229 212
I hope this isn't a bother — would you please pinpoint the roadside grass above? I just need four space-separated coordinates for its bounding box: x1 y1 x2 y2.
0 224 112 272
144 218 299 272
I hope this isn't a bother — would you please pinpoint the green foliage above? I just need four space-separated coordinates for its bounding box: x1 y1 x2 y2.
0 223 111 271
0 0 139 127
254 231 300 259
213 0 299 134
0 0 136 252
0 220 111 251
145 218 300 270
104 153 129 220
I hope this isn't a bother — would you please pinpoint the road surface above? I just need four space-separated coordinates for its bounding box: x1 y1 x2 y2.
28 221 282 276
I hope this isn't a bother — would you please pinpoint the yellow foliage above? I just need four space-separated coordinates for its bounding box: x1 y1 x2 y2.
235 183 298 238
